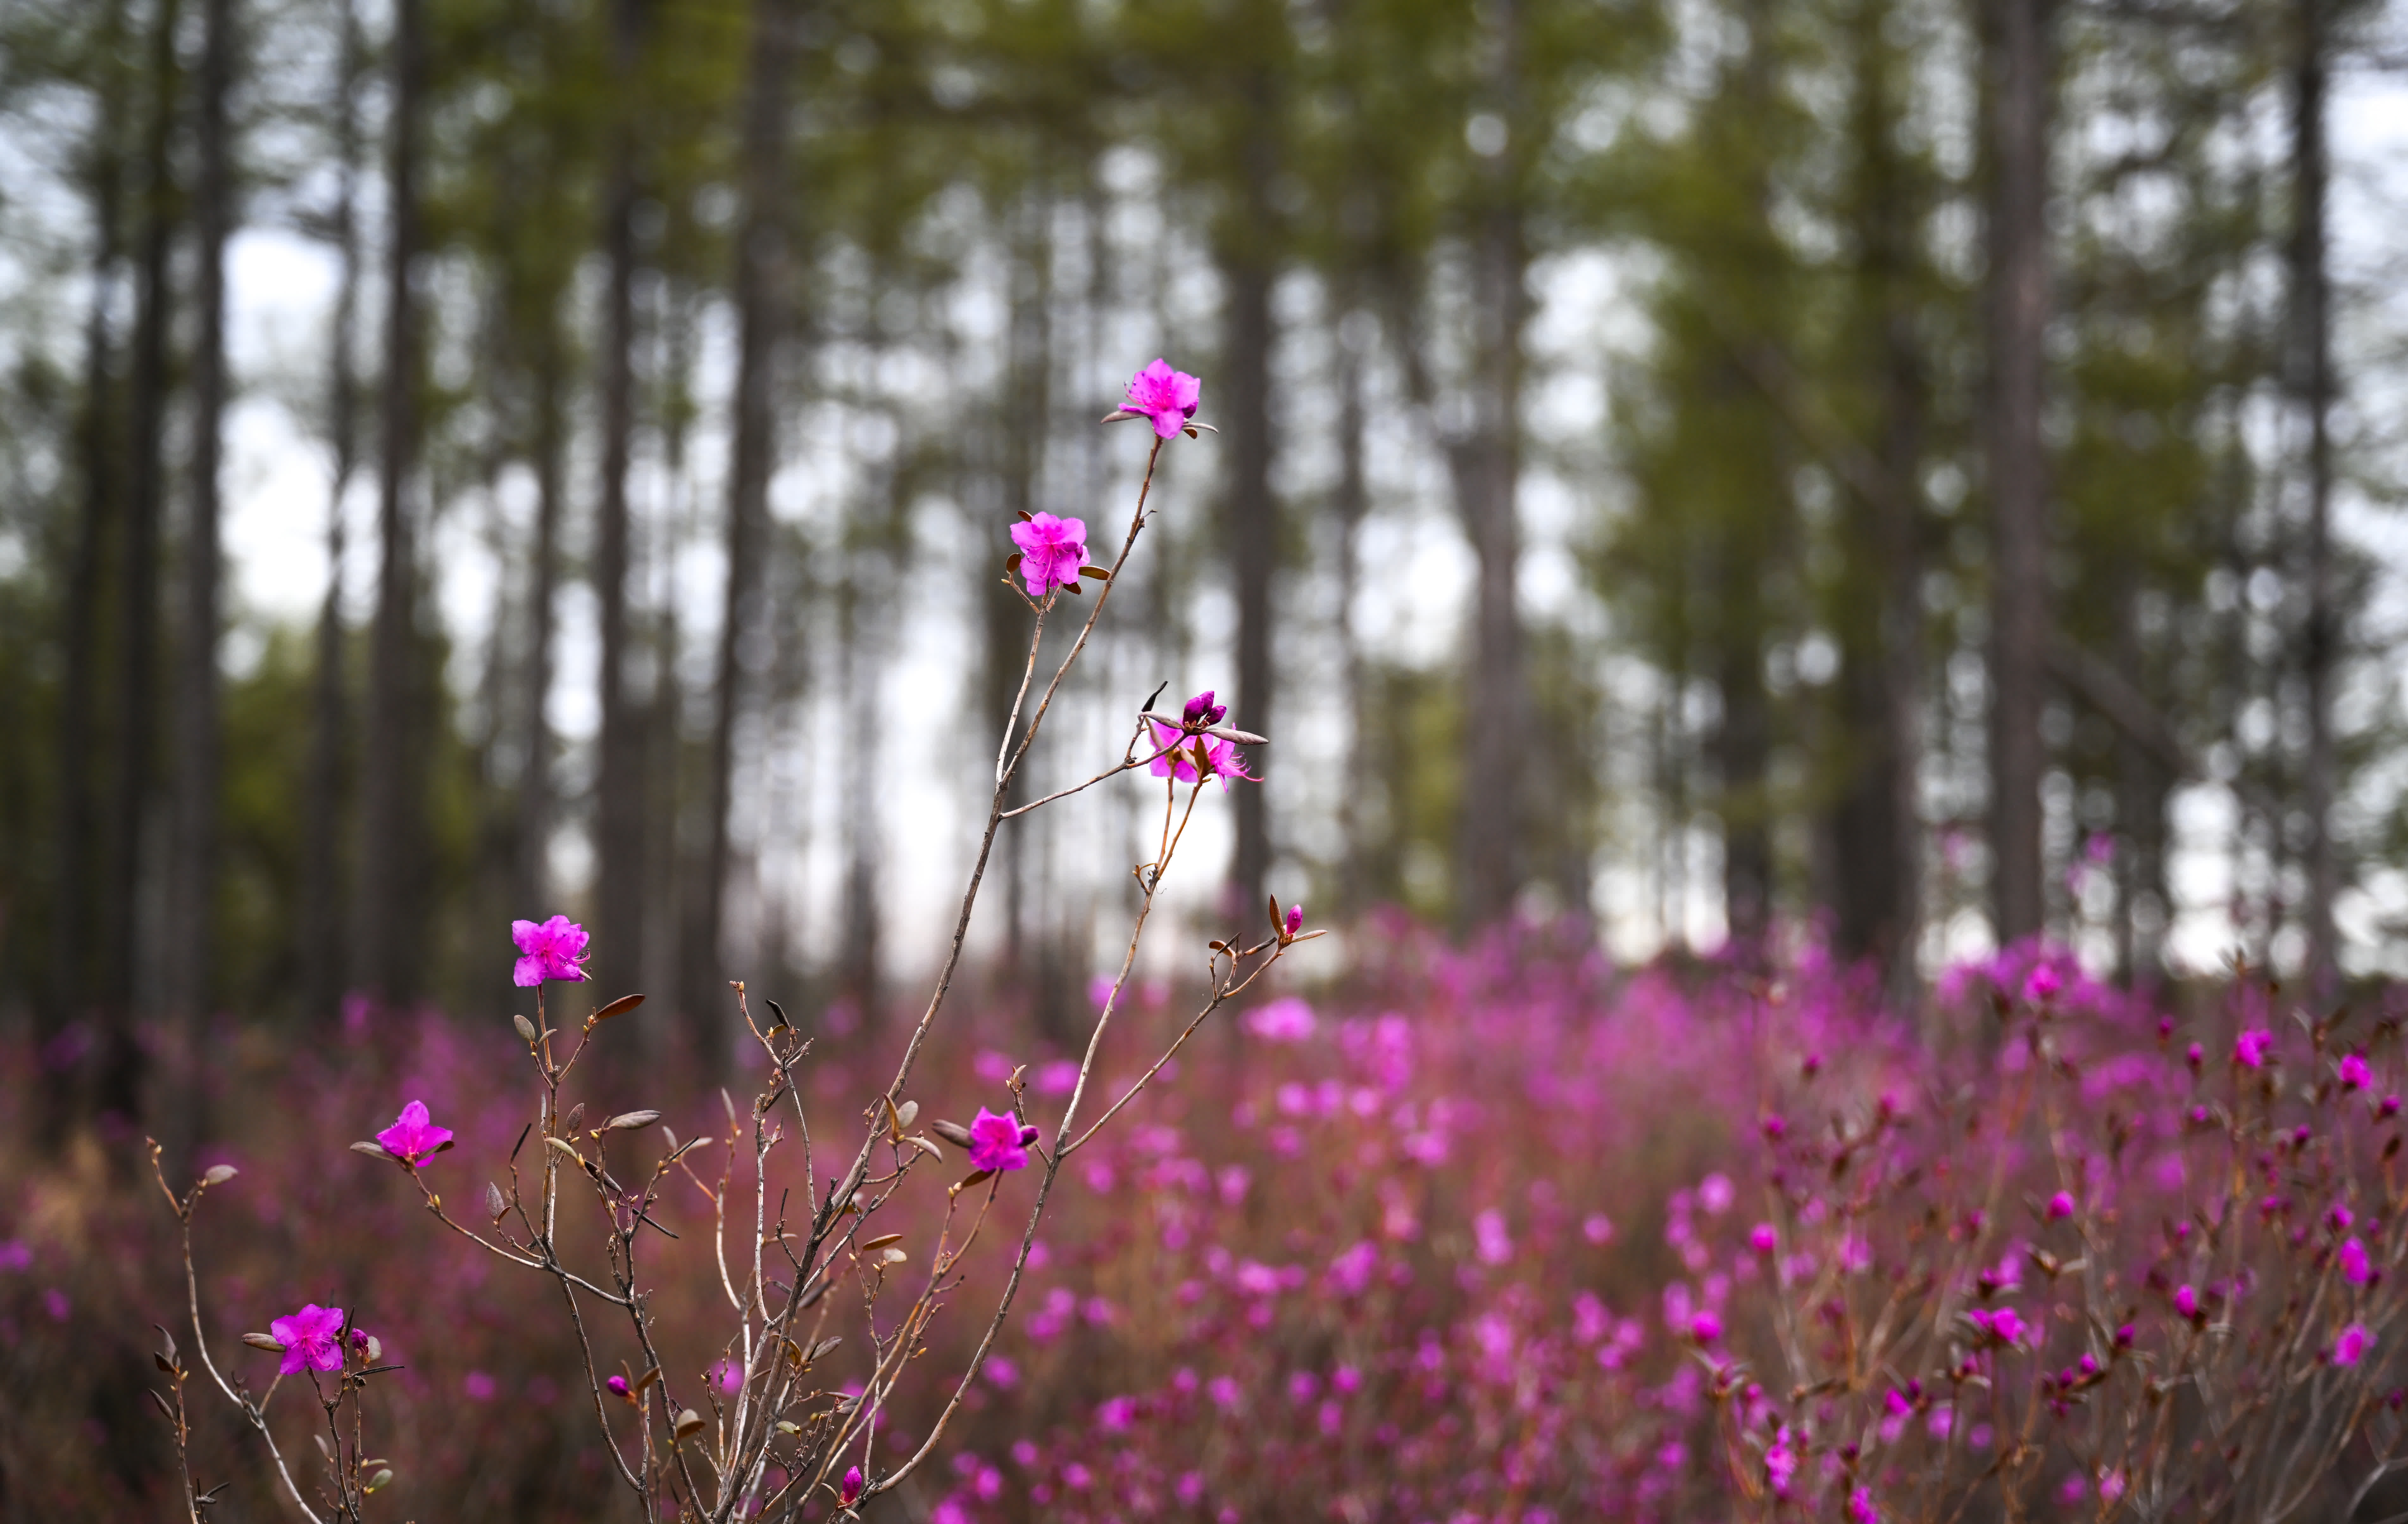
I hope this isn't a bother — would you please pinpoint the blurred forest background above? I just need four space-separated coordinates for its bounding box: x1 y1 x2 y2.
3 0 2408 1123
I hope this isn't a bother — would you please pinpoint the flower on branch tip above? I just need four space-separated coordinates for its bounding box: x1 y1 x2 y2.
606 1374 632 1401
1146 719 1257 791
2046 1191 2075 1222
968 1107 1039 1174
511 915 590 987
1182 689 1227 728
269 1303 347 1376
2342 1054 2374 1090
2343 1237 2373 1285
1008 512 1089 598
375 1099 454 1167
840 1465 864 1507
2234 1028 2274 1069
2175 1285 2201 1321
1688 1311 1723 1344
1848 1487 1880 1524
2336 1323 2374 1366
2022 964 2062 1003
1284 903 1304 938
1108 359 1205 439
1967 1306 2025 1346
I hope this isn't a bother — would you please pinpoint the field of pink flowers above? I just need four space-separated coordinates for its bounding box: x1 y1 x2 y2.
7 916 2408 1521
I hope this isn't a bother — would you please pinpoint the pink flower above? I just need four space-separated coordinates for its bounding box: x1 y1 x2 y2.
375 1099 453 1167
1689 1311 1723 1344
269 1303 346 1376
840 1465 864 1507
511 915 589 987
606 1374 631 1400
1008 513 1088 597
2335 1323 2373 1366
1283 902 1304 937
2046 1191 2074 1221
2234 1029 2274 1069
1968 1306 2025 1346
968 1107 1039 1173
1749 1223 1779 1257
1120 359 1202 439
1146 719 1257 790
1848 1487 1880 1524
1244 997 1316 1043
2342 1238 2372 1284
2175 1285 2201 1321
2341 1054 2374 1090
2022 964 2062 1002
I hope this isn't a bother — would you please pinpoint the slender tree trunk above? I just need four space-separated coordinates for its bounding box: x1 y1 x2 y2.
521 331 565 918
2293 0 2337 996
986 194 1051 976
1984 0 2052 947
1716 615 1772 948
1456 0 1528 928
1222 70 1279 921
1333 306 1369 914
300 0 363 1025
358 0 426 1005
592 0 649 998
164 0 237 1045
99 0 186 1120
698 0 797 1053
1832 0 1924 992
48 0 131 1104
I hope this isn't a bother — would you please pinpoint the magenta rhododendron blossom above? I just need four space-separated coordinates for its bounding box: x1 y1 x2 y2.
1008 513 1088 597
375 1099 453 1167
2022 964 2061 1002
1689 1310 1723 1344
1123 359 1202 438
840 1465 864 1507
2342 1237 2372 1284
2045 1190 2074 1221
2234 1028 2274 1069
2341 1053 2373 1090
511 915 590 987
2175 1284 2201 1320
606 1374 630 1398
270 1303 346 1375
1145 720 1256 790
2336 1323 2373 1366
968 1107 1039 1174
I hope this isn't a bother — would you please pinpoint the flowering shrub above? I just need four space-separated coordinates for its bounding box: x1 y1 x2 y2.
8 922 2408 1517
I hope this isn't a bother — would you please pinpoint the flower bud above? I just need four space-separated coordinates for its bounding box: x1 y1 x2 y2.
840 1464 864 1507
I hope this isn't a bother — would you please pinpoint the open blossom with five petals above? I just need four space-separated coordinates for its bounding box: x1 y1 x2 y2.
375 1099 454 1167
1008 513 1088 598
1118 360 1202 438
1146 713 1257 791
511 915 590 987
968 1107 1040 1174
270 1303 347 1375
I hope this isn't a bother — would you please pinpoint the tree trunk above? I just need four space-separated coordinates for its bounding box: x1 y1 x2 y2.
985 193 1051 976
1984 0 2052 948
2293 0 2337 996
300 0 363 1026
521 331 565 919
698 0 797 1054
164 0 237 1044
48 0 131 1107
99 0 186 1121
1456 0 1528 929
592 0 649 999
1222 77 1279 921
1333 305 1370 915
1831 0 1924 990
358 0 425 1006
